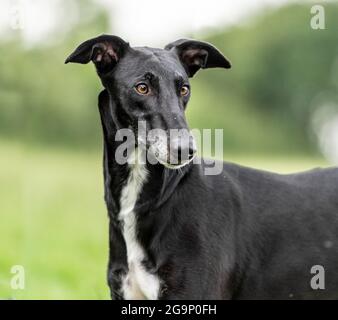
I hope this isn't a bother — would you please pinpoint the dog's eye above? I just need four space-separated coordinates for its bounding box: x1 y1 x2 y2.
180 85 190 97
135 83 149 95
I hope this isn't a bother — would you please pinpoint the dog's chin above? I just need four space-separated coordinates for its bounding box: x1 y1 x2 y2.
147 147 195 170
156 157 193 170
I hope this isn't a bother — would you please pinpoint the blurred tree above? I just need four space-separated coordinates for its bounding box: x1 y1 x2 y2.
0 2 337 155
0 0 109 149
201 4 338 154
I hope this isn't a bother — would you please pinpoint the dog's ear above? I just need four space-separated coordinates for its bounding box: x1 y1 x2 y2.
98 89 114 138
165 39 231 77
65 35 129 74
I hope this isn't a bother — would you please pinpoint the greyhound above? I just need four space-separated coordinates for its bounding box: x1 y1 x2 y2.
66 35 338 300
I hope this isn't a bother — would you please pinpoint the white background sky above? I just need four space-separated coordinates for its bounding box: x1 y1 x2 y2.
98 0 291 46
0 0 299 46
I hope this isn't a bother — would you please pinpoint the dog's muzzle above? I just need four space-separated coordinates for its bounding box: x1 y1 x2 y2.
147 129 197 169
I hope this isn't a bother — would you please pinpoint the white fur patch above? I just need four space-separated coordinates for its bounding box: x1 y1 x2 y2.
119 149 160 300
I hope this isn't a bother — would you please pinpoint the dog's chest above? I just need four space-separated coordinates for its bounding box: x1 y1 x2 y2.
118 161 160 300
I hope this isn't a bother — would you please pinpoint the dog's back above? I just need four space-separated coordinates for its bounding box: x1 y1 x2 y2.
214 163 338 299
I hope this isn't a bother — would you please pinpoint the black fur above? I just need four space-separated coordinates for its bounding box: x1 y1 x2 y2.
66 35 338 299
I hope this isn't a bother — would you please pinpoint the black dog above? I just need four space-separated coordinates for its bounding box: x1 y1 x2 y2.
66 35 338 299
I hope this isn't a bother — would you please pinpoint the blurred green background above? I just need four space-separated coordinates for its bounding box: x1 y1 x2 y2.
1 0 337 299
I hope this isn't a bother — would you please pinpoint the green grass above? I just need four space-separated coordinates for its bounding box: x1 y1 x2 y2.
0 139 330 299
0 140 109 299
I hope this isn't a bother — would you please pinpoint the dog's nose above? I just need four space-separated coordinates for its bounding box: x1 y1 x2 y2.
188 146 196 160
186 145 197 160
172 139 197 164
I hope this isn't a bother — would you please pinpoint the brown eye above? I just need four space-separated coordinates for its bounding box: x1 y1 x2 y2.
135 83 149 95
180 85 190 96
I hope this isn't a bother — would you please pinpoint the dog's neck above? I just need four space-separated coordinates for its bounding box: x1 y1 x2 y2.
103 139 189 218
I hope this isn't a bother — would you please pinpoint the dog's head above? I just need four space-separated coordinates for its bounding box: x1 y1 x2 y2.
66 35 231 169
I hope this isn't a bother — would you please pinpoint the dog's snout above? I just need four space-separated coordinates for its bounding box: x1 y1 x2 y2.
170 136 196 164
176 145 196 162
188 145 197 160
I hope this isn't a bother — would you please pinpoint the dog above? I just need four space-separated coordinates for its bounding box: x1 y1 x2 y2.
66 35 338 299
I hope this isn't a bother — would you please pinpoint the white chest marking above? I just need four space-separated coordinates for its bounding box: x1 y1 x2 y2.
119 150 160 300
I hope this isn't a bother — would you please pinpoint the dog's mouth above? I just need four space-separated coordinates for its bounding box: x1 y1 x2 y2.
149 144 196 170
155 155 195 170
137 132 197 170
